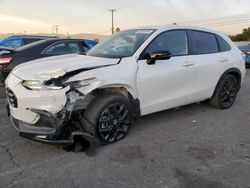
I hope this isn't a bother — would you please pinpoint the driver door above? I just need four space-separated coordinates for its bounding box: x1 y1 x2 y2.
137 30 196 115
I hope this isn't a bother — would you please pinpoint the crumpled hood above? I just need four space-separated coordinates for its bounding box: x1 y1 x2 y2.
12 54 120 80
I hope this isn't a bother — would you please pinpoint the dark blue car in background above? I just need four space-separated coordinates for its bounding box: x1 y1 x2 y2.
0 38 97 84
239 44 250 67
0 35 57 49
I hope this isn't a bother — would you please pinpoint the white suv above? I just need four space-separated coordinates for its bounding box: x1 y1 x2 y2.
5 25 246 150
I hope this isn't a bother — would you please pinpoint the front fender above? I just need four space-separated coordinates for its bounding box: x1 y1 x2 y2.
77 80 138 99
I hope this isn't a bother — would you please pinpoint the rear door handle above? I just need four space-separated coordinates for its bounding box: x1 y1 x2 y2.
219 57 228 63
182 61 194 67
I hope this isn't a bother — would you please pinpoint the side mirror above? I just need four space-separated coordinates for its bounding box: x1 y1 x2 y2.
147 50 172 65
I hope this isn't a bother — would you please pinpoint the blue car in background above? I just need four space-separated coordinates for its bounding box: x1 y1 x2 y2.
84 39 98 49
239 44 250 67
0 35 57 49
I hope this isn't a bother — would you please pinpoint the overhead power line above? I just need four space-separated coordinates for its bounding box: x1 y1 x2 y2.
180 14 250 27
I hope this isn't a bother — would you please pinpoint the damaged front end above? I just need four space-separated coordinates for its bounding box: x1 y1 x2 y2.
10 85 99 153
6 56 133 152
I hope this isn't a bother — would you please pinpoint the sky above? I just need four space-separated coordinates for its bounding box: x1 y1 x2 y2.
0 0 250 35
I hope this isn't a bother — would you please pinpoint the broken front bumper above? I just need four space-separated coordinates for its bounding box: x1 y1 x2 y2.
10 115 74 146
8 98 98 146
5 73 98 147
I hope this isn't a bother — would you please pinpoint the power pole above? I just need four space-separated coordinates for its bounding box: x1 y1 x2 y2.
109 9 116 34
54 25 59 35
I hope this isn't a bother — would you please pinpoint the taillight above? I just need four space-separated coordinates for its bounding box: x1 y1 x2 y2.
244 52 250 55
0 57 13 65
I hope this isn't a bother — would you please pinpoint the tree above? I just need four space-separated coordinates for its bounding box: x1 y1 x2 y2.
230 34 247 41
230 26 250 41
242 27 250 40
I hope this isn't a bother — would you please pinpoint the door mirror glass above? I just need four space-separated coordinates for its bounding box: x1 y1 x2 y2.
147 50 171 65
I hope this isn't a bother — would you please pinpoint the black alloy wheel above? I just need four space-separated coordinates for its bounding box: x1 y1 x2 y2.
210 74 238 109
98 103 132 143
219 76 238 108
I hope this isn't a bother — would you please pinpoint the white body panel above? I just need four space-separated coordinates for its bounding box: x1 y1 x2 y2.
137 56 196 115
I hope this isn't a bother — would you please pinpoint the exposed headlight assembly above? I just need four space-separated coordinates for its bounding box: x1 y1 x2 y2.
63 77 99 88
22 77 99 91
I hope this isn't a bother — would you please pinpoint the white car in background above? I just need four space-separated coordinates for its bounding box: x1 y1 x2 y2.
5 25 246 151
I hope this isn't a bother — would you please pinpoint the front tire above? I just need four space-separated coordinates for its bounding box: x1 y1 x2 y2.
84 93 134 144
210 74 238 109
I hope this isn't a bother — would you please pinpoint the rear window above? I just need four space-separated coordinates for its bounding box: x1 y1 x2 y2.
190 31 219 55
216 35 231 52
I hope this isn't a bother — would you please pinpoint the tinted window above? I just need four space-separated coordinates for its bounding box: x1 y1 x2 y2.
80 41 90 52
68 42 80 53
190 31 219 54
43 41 80 55
145 30 188 56
216 35 231 52
23 38 43 45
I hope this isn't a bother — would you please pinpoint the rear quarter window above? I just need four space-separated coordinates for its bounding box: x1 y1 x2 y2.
216 35 231 52
190 31 219 55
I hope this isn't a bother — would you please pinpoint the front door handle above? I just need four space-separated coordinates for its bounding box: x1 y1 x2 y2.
182 62 194 67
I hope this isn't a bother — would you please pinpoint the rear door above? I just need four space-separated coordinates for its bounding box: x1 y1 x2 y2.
188 30 229 99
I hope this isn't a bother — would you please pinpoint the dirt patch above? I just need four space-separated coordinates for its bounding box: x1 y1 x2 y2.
232 142 250 161
187 146 217 161
174 168 230 188
111 145 146 163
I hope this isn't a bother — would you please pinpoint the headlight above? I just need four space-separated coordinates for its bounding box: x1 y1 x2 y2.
22 77 99 91
22 80 63 90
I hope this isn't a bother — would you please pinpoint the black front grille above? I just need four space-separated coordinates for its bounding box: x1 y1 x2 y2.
6 88 18 108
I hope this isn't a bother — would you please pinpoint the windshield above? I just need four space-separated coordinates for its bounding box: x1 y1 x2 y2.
87 29 155 58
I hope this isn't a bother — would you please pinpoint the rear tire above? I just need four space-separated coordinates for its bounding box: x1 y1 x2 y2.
84 93 134 144
210 74 238 109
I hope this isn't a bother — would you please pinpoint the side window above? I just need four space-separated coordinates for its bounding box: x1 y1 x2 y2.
145 30 188 56
23 38 42 45
190 31 219 54
68 42 80 53
43 41 80 55
216 35 231 52
80 41 90 52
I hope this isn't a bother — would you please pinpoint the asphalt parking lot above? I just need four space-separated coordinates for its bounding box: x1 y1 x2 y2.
0 70 250 188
